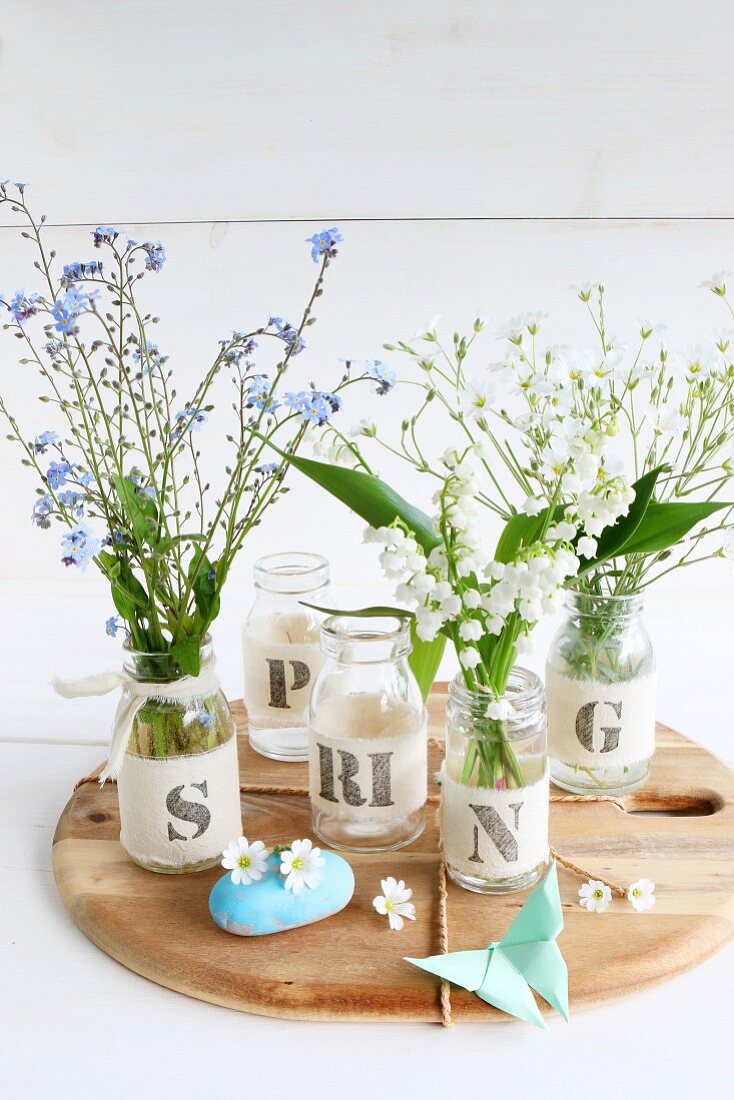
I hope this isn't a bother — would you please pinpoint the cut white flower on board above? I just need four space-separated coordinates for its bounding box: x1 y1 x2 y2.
578 879 612 913
280 838 326 895
221 837 270 886
628 878 656 912
373 877 416 931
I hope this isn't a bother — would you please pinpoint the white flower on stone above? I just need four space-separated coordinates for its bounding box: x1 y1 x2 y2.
373 877 416 931
280 838 326 895
579 879 612 913
221 837 270 886
627 878 656 912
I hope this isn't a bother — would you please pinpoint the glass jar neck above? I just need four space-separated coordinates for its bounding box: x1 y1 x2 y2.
253 552 329 595
448 667 544 728
565 589 644 625
122 638 214 683
320 615 412 665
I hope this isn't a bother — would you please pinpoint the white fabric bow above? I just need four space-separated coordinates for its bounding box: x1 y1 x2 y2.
53 668 221 782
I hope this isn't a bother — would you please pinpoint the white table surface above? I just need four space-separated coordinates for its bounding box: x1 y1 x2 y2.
2 582 733 1099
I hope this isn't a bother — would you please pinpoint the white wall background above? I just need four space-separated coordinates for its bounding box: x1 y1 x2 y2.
1 0 733 753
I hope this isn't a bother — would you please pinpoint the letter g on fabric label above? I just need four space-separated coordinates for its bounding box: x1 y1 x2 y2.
546 667 657 767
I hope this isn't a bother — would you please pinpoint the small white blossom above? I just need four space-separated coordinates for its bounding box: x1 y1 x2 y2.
699 269 734 294
577 535 598 559
415 314 441 339
373 877 416 931
579 880 612 913
348 417 376 438
463 589 482 609
280 838 325 895
459 374 497 419
221 837 270 886
723 529 734 562
486 698 512 720
627 878 656 912
459 618 483 641
521 495 546 517
459 646 482 669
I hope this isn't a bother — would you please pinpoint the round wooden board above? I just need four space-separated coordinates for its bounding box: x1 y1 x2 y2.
53 685 734 1024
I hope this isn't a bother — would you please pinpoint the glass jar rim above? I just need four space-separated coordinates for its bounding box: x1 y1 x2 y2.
122 632 213 659
122 634 213 682
253 551 329 594
565 589 644 616
320 614 412 661
448 665 543 710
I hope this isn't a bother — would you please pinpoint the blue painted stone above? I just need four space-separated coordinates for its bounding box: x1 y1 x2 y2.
209 851 355 936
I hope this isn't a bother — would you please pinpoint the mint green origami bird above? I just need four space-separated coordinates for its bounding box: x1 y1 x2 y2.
405 861 569 1029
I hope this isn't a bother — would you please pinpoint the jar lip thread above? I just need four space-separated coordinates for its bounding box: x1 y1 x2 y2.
123 633 213 659
448 666 544 709
320 614 412 660
565 588 644 616
253 551 329 594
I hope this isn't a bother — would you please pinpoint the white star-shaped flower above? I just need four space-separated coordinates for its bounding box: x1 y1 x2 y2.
221 837 270 886
373 877 416 931
627 878 656 912
279 838 326 895
579 879 612 913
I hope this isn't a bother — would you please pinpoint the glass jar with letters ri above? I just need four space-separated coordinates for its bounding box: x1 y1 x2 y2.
308 615 427 852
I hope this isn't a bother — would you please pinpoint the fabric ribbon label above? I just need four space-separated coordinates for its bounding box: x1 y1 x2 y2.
546 668 657 767
308 723 427 824
117 737 242 869
441 764 550 880
242 638 321 722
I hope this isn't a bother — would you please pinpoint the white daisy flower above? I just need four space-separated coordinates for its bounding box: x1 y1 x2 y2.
415 314 441 339
579 879 612 913
221 837 270 886
373 877 416 931
279 838 326 895
699 268 734 294
627 878 656 912
459 374 497 419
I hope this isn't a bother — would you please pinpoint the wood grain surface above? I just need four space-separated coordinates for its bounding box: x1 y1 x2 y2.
52 685 734 1023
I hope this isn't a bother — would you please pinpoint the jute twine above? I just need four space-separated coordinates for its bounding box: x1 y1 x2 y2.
74 745 629 1028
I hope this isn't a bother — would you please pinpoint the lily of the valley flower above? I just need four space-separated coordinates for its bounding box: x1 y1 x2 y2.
578 879 612 913
627 878 656 912
373 877 416 931
280 838 326 895
221 837 270 886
